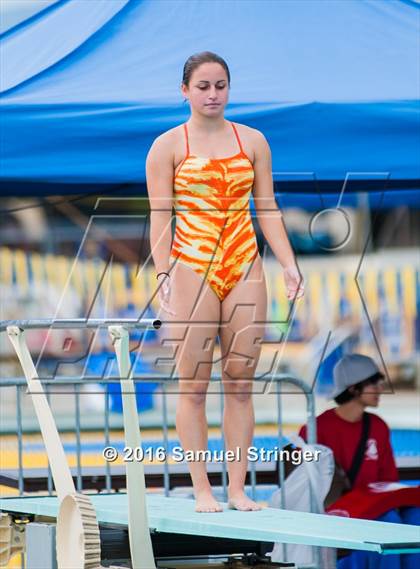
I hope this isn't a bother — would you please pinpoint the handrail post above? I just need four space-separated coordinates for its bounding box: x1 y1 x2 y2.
6 326 75 500
109 325 156 569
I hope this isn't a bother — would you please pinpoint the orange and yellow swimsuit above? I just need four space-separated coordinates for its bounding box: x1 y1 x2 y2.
170 121 258 301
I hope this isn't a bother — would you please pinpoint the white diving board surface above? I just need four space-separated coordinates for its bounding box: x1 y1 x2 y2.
1 494 419 555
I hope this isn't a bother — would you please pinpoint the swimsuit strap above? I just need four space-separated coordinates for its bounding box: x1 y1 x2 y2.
183 123 190 156
183 121 244 157
230 122 245 154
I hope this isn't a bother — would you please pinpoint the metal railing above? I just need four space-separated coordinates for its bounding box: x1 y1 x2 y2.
0 318 320 568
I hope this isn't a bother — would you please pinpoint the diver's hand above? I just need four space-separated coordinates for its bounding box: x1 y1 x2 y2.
157 274 176 315
283 265 305 300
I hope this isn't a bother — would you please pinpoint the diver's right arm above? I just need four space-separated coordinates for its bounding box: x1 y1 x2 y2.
145 134 174 276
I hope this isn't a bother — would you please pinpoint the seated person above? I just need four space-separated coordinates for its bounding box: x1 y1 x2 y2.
299 353 420 569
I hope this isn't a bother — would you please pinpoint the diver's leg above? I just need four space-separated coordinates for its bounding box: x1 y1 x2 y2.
164 260 222 512
219 254 267 511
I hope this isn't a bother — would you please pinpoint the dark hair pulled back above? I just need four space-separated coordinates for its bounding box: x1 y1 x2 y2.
182 51 231 87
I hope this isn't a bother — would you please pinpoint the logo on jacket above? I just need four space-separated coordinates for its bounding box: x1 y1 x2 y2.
365 438 378 461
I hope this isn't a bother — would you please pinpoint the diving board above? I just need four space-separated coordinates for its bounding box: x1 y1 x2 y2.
1 494 420 555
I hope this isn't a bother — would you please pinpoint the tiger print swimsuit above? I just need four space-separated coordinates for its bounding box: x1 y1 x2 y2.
169 121 259 301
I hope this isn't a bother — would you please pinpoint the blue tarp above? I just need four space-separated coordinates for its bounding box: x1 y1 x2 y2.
0 0 419 193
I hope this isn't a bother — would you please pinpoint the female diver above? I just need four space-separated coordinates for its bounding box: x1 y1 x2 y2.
146 52 304 513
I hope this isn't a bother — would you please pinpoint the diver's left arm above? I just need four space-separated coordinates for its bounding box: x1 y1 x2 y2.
252 131 304 299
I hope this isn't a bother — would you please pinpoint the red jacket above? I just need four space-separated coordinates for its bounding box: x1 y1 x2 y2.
299 408 399 489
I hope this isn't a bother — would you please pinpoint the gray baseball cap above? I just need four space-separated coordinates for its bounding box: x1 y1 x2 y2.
331 354 385 399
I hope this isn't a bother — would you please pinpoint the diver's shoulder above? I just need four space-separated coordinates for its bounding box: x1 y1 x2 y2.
231 123 269 154
148 125 183 157
231 122 262 138
153 125 181 146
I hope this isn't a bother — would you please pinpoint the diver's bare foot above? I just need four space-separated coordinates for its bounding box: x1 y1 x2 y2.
227 492 262 511
195 490 223 513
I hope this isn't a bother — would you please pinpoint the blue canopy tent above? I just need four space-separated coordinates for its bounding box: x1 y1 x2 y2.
0 0 419 202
